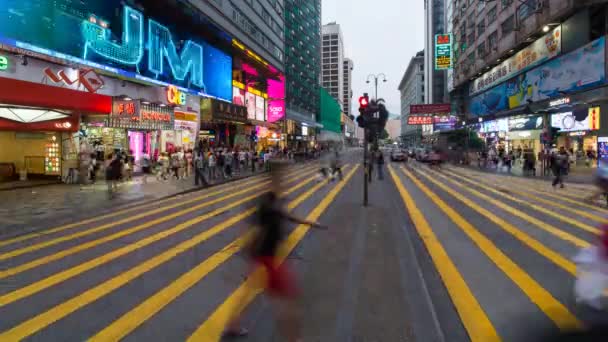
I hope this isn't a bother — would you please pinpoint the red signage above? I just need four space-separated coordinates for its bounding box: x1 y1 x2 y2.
407 116 434 125
436 34 451 45
141 110 171 122
410 103 451 114
43 67 104 93
0 76 111 114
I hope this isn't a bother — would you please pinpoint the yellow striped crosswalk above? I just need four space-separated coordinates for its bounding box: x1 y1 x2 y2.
1 157 606 341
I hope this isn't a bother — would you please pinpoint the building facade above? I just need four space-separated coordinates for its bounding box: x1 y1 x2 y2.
284 0 322 148
450 0 608 168
186 0 285 72
0 0 291 184
322 23 346 106
342 58 354 117
398 51 425 146
424 0 448 105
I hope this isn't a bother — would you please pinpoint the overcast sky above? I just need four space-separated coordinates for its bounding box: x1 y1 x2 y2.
322 0 425 116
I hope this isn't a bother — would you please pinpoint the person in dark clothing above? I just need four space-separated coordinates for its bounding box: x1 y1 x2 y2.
374 149 385 180
551 147 568 188
224 162 326 341
194 152 208 187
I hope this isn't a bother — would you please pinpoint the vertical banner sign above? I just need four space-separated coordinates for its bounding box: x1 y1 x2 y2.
589 107 600 131
435 34 452 70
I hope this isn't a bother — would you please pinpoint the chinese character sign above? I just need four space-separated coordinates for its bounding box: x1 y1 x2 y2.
435 34 452 70
407 116 433 125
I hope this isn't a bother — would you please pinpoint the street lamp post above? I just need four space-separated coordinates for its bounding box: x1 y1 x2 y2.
366 73 387 101
365 74 387 183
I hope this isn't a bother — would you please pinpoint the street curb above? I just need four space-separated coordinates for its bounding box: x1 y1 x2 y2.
0 180 62 192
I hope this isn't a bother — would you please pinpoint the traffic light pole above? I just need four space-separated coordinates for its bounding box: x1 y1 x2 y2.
363 128 369 206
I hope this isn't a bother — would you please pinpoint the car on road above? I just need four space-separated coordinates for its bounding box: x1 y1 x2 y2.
390 149 408 162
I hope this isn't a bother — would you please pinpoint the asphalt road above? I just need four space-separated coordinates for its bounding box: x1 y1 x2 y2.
0 149 607 341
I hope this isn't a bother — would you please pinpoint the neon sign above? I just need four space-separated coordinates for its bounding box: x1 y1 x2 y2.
0 55 8 71
167 85 187 105
82 6 205 89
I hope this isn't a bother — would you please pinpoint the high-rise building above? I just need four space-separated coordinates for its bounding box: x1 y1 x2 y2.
186 0 285 72
322 23 345 105
283 0 322 144
424 0 447 106
342 58 354 116
398 51 425 146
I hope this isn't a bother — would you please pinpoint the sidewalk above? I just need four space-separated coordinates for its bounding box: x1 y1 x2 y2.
0 166 267 236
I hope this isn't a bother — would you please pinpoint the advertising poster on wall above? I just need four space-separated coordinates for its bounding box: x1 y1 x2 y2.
469 37 606 117
551 109 600 132
246 92 256 120
433 116 456 131
233 87 245 106
508 115 543 131
255 95 265 121
267 77 285 123
470 26 561 95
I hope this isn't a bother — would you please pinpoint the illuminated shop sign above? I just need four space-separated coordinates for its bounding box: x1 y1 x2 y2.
109 99 174 129
166 85 187 105
549 97 570 107
0 55 8 71
0 2 232 101
434 34 452 70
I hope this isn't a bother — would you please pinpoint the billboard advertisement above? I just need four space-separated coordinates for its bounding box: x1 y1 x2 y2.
246 92 256 120
410 103 451 114
255 95 265 121
0 1 233 101
267 77 285 123
508 115 543 131
470 26 561 95
433 115 456 131
479 118 508 133
469 37 606 117
551 108 600 132
435 34 452 70
232 87 245 106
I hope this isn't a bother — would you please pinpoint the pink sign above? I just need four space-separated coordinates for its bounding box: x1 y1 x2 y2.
267 76 285 123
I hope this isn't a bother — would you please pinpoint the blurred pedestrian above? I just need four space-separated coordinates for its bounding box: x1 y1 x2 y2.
374 149 384 180
194 152 208 187
224 161 326 341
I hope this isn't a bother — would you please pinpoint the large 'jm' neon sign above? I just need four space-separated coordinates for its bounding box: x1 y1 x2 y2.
81 5 205 89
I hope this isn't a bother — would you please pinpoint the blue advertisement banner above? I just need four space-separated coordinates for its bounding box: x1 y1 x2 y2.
0 0 233 101
469 37 606 117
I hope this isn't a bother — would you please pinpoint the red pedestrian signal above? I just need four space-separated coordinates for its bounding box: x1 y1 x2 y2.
359 95 369 108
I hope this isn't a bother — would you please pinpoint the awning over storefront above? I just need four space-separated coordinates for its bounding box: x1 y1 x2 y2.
200 98 247 125
286 108 323 128
0 76 112 114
